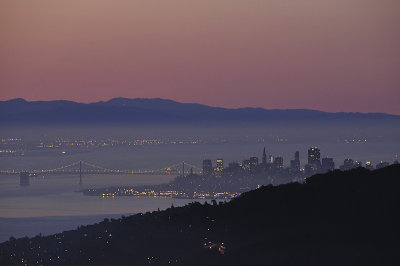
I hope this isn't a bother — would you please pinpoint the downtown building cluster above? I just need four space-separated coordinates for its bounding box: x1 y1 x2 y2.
202 147 398 179
81 147 398 199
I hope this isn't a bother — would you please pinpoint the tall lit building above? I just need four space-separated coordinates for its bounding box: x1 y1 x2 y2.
242 160 251 172
308 147 321 167
268 155 274 164
215 158 224 177
202 159 213 177
250 157 259 168
273 156 283 170
248 156 259 173
305 147 321 176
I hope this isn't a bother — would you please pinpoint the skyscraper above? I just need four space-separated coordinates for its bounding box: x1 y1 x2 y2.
215 158 224 177
295 151 299 161
341 158 354 171
290 151 300 173
250 157 259 168
305 147 321 176
248 156 259 173
226 162 242 174
308 147 321 167
202 159 213 177
262 147 267 165
242 159 251 172
321 157 335 172
273 156 283 170
268 155 274 164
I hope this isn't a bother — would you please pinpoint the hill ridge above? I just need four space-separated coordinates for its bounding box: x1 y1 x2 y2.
1 98 399 124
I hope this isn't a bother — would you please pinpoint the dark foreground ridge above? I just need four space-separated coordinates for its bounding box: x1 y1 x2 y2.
1 165 399 265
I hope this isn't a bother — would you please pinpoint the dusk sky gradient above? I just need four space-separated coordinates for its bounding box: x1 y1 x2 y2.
1 0 399 114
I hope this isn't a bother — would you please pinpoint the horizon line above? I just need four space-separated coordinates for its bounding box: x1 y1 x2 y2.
1 97 400 116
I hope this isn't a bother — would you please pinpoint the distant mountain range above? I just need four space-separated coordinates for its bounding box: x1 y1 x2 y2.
0 98 399 124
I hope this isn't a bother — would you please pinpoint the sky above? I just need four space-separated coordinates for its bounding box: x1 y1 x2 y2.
1 0 399 114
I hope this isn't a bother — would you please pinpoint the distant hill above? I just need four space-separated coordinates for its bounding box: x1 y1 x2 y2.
1 165 399 265
1 98 399 124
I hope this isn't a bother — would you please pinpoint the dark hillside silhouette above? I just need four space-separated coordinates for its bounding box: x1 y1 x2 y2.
1 165 399 265
1 98 399 124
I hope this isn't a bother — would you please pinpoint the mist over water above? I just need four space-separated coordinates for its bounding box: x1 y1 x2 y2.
0 173 203 242
0 122 399 242
1 122 399 168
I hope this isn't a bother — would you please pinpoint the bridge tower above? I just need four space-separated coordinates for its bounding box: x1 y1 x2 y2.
182 161 185 178
79 160 82 186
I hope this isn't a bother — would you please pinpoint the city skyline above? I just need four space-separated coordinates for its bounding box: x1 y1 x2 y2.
10 144 399 196
2 142 396 177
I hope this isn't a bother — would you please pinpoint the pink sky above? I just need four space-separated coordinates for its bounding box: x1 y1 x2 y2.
1 0 399 114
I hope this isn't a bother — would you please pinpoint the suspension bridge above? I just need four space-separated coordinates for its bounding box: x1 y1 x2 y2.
0 160 202 176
